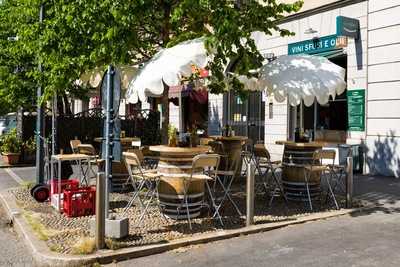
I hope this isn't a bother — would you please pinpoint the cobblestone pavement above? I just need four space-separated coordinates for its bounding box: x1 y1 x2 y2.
0 202 33 267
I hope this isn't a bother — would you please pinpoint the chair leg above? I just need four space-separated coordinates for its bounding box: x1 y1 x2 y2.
122 180 145 216
137 184 156 226
184 194 192 230
271 168 288 206
325 172 340 210
304 170 313 211
215 175 242 217
206 181 224 226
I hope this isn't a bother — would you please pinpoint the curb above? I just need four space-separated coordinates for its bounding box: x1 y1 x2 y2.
0 188 368 267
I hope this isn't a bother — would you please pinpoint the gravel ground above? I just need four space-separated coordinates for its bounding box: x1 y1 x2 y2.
0 202 33 266
10 182 356 255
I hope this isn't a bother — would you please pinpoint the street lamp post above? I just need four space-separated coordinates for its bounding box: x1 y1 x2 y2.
36 2 45 184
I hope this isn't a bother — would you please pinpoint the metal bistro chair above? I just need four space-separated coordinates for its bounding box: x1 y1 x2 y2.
122 152 162 226
70 139 82 154
329 145 353 196
208 140 242 217
254 144 288 207
176 153 223 229
241 138 255 176
76 144 102 185
303 149 339 211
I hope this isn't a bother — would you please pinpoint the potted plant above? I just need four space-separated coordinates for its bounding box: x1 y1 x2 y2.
167 125 177 147
22 137 36 163
0 128 23 165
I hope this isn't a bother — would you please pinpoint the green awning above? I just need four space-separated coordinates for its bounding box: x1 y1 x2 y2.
311 49 345 58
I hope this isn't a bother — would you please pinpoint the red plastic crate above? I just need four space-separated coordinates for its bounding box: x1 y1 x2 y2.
63 187 96 217
50 179 80 196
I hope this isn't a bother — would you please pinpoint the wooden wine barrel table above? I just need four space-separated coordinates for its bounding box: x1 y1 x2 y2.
210 136 248 177
276 141 327 201
150 145 211 219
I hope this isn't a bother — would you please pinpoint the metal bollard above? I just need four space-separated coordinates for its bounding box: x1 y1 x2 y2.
96 172 105 249
346 157 353 208
246 163 255 226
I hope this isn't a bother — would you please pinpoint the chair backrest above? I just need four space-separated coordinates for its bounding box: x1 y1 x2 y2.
70 139 81 154
209 140 226 154
192 153 220 170
123 151 142 169
77 144 96 156
242 138 254 152
313 149 336 165
199 137 213 146
254 144 271 160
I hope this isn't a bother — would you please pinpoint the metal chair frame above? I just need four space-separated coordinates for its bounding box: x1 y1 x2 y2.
77 144 100 184
122 152 162 226
304 149 339 211
214 152 243 217
176 153 223 229
253 144 288 207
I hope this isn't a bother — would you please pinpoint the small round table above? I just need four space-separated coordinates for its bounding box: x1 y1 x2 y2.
150 145 210 219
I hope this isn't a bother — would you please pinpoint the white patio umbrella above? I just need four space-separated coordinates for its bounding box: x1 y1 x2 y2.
125 38 210 104
240 54 346 107
80 65 138 90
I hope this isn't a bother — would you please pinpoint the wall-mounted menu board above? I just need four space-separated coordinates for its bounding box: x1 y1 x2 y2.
347 89 365 131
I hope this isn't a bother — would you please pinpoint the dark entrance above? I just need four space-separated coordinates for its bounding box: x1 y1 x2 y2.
223 91 265 143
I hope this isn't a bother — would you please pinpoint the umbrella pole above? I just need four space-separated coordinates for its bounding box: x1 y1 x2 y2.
178 92 184 140
313 102 317 139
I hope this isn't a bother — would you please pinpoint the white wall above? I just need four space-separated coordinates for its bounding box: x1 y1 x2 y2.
366 0 400 177
169 102 180 130
253 1 368 161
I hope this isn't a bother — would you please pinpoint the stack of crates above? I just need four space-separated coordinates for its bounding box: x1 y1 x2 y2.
50 179 80 211
63 186 96 217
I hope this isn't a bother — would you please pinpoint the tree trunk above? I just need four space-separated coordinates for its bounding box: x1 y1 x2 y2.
63 93 72 115
160 0 171 145
161 82 169 145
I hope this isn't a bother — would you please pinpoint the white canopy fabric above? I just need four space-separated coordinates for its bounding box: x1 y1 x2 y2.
126 38 210 104
79 65 138 90
248 54 346 107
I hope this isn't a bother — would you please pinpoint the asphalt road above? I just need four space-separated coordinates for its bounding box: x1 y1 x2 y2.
107 175 400 267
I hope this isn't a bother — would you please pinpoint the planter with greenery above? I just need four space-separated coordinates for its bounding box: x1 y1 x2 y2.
22 137 36 163
0 129 23 165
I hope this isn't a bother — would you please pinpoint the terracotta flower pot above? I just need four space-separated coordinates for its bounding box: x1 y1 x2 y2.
2 152 21 165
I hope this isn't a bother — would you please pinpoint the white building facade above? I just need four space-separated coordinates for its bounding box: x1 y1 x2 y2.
206 0 400 177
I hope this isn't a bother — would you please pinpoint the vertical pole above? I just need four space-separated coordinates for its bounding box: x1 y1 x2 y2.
313 101 317 135
51 94 57 156
246 163 255 226
346 156 353 208
96 172 105 249
36 3 45 184
105 65 114 218
178 92 183 140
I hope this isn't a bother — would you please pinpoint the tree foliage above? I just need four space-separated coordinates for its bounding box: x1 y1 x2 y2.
1 0 302 107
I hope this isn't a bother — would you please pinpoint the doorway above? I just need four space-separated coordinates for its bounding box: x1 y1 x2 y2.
289 54 348 142
223 91 265 143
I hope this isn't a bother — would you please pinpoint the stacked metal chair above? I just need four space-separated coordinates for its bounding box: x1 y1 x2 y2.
253 144 288 207
303 149 339 211
122 152 162 226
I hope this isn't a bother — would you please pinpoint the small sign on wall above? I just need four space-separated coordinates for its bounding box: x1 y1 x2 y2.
347 89 365 131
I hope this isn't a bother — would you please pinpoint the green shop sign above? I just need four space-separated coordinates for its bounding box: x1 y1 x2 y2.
347 89 365 132
336 16 360 40
288 34 347 55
